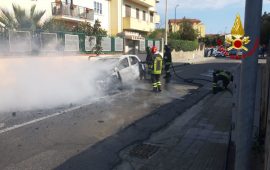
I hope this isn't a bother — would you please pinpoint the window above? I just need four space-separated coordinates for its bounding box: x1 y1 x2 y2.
143 11 146 21
130 56 139 65
94 1 102 14
100 3 102 14
150 12 154 22
136 8 139 19
118 58 129 70
125 5 131 17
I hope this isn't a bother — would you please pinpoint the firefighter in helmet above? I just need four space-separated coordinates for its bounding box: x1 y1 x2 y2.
151 46 163 92
163 45 172 82
212 69 233 94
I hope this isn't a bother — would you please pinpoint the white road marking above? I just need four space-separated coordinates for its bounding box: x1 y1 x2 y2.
200 69 214 78
0 92 126 135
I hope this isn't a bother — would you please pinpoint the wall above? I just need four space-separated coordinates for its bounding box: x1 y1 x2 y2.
110 0 122 35
263 57 270 170
171 49 205 63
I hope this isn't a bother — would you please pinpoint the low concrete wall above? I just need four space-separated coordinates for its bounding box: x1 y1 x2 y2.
171 49 204 62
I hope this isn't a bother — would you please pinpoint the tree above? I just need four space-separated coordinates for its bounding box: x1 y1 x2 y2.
178 19 198 41
200 34 225 47
72 21 93 35
42 18 72 32
147 29 165 39
168 19 198 41
41 18 72 32
0 4 45 32
91 20 107 55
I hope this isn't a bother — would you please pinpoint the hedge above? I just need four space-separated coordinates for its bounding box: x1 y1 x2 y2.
168 39 199 52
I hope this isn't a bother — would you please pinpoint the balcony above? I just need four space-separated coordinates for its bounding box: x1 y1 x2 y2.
123 17 155 32
154 14 160 24
51 2 94 22
129 0 156 7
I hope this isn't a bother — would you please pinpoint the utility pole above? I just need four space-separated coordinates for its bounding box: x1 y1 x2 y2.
164 0 168 45
235 0 263 170
174 4 179 32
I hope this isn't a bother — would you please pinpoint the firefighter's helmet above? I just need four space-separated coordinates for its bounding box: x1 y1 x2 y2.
151 46 157 53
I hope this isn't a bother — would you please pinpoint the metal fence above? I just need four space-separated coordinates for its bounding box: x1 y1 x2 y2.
0 30 162 54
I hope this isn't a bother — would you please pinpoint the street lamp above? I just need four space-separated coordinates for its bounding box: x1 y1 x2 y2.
165 0 168 45
174 4 179 32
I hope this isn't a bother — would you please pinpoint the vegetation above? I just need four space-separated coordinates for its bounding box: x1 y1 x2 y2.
168 39 198 52
199 34 225 47
166 19 199 51
0 4 45 32
72 20 107 55
169 19 198 41
91 20 107 55
147 28 165 39
41 18 72 32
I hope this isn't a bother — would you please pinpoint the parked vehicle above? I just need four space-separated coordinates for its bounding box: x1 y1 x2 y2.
229 49 242 59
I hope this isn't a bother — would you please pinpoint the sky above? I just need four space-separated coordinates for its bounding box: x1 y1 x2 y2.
156 0 270 34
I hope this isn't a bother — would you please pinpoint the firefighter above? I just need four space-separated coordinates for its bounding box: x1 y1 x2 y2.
163 45 172 82
151 46 163 92
145 46 152 79
212 70 233 94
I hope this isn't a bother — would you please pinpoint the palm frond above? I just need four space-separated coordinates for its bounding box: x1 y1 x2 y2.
30 5 36 18
12 4 26 26
0 8 16 29
32 10 46 25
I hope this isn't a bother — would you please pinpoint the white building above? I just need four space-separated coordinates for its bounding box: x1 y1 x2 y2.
0 0 110 33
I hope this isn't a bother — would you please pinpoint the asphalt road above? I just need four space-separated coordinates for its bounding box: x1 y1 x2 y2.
0 58 240 170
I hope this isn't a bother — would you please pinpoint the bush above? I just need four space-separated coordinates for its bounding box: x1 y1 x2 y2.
168 39 199 52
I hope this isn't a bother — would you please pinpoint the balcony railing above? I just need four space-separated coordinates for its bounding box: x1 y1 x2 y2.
123 17 155 32
51 2 94 21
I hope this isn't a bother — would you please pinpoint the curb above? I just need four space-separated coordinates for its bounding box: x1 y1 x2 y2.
55 88 210 170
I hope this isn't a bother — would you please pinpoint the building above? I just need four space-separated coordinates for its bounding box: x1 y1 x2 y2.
0 0 160 53
51 0 110 32
168 18 206 38
110 0 160 53
0 0 110 33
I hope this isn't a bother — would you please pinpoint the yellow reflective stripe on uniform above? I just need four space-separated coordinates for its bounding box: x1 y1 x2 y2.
152 54 163 74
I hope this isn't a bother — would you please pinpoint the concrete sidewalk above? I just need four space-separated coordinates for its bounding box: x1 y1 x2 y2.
114 91 232 170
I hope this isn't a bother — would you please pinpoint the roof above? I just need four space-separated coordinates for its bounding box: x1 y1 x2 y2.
169 18 202 24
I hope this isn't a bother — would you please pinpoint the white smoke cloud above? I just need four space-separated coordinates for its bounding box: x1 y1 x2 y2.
0 56 117 112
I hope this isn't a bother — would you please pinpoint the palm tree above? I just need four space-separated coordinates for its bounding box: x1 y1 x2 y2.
0 4 45 31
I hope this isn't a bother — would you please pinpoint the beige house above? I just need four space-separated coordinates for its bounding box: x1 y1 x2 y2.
169 18 206 38
110 0 160 53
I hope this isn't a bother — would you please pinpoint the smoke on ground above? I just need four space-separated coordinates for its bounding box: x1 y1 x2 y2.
0 56 118 112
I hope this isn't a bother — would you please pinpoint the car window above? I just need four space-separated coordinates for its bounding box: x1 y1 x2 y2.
130 56 139 65
118 58 129 70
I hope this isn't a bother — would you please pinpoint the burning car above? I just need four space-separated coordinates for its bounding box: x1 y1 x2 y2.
92 55 144 92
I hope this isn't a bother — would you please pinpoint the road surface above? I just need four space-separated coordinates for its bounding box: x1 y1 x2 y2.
0 58 239 170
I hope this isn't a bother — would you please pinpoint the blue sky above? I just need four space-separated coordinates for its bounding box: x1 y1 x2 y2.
156 0 270 34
